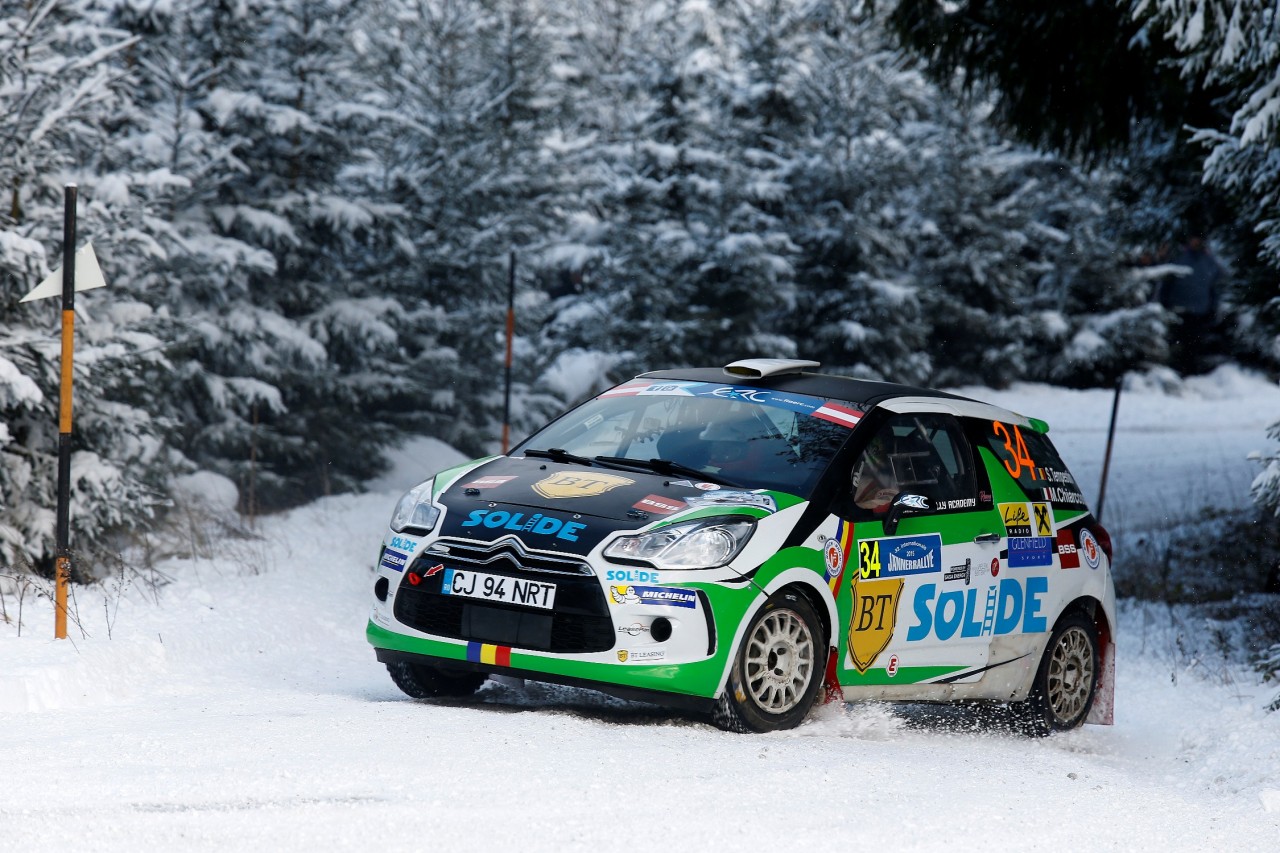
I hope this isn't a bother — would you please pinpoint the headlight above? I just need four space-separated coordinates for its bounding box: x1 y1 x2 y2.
604 517 755 570
390 480 441 534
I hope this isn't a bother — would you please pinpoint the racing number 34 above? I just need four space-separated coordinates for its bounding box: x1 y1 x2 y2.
992 421 1036 479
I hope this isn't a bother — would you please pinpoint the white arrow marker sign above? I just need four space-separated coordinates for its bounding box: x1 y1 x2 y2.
20 242 107 302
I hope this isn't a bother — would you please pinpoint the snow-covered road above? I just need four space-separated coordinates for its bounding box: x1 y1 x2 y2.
3 368 1279 852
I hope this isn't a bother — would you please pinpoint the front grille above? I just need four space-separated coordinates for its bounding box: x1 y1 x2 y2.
392 537 614 654
425 536 594 576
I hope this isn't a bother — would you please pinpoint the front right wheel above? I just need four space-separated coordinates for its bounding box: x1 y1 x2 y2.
1012 611 1099 736
386 661 487 699
712 591 824 733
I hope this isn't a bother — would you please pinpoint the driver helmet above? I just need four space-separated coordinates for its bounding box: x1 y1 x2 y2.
853 433 897 508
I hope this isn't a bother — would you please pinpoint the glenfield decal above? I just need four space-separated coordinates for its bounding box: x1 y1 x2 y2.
906 576 1048 641
846 572 903 674
1008 535 1053 568
533 472 635 499
460 508 586 541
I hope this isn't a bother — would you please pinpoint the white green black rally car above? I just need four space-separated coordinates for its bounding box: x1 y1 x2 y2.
367 359 1116 734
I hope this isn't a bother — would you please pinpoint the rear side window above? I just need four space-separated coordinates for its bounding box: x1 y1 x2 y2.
983 419 1087 508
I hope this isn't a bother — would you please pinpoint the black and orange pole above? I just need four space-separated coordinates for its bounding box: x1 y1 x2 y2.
501 251 515 453
53 184 77 639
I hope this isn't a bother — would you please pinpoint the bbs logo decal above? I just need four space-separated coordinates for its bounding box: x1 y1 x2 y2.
1056 528 1081 569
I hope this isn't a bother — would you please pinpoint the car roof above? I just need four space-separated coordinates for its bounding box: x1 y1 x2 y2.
637 367 979 409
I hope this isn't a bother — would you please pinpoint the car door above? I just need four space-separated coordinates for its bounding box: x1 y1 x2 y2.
836 410 1005 693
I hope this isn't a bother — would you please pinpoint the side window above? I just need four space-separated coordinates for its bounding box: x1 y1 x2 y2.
983 419 1087 508
850 413 977 516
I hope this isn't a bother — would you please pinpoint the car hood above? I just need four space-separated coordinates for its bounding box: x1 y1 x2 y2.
434 456 790 555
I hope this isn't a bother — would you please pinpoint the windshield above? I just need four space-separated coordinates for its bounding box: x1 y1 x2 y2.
512 379 864 498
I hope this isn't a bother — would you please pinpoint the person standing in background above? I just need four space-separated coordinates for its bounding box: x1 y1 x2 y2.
1156 234 1226 375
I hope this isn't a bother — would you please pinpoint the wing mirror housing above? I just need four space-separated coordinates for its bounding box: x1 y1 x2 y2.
884 493 932 536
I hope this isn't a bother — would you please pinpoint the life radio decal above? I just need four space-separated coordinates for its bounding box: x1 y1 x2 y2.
1056 528 1081 569
857 534 942 579
1079 528 1102 569
533 472 635 499
380 548 409 573
824 519 856 592
609 584 697 608
999 502 1033 537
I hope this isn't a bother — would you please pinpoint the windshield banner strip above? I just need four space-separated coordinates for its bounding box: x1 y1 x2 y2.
597 380 863 428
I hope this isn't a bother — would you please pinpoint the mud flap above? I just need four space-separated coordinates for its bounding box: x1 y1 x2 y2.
823 646 842 703
1086 640 1116 725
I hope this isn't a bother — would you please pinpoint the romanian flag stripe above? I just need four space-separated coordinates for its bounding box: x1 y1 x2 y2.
465 642 512 667
813 402 862 428
829 519 856 593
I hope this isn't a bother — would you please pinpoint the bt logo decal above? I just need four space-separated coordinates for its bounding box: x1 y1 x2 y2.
460 509 586 542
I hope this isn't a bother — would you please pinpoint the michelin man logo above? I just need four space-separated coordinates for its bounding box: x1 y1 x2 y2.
610 585 640 605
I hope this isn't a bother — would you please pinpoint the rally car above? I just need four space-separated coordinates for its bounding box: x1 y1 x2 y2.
367 358 1115 734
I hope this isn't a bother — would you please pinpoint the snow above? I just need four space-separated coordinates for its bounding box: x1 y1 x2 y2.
2 377 1279 851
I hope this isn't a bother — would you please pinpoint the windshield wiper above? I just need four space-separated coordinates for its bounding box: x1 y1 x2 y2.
522 447 596 467
593 456 745 489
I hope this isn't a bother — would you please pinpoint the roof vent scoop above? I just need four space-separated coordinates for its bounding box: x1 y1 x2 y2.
723 358 821 378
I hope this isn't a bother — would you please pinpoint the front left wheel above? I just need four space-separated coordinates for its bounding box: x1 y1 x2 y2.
712 591 825 733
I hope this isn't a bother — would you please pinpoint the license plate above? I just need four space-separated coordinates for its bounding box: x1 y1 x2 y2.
440 569 557 610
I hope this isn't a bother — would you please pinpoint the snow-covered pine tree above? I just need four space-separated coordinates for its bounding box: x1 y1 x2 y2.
783 1 937 383
109 0 416 510
1 0 172 575
542 0 804 380
1139 0 1280 360
347 0 573 454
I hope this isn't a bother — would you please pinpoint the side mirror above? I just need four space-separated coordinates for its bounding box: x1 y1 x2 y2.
884 493 932 536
